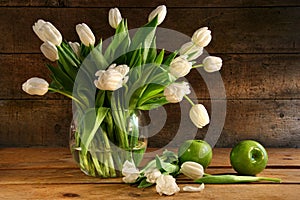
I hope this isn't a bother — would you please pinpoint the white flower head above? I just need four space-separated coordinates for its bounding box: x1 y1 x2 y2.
192 27 212 48
156 174 180 196
32 19 62 46
169 56 192 78
189 104 210 128
75 23 95 47
180 161 204 180
22 77 49 96
40 41 59 61
144 168 162 184
109 8 122 29
179 41 203 61
108 64 130 77
164 82 191 103
94 64 129 91
68 41 80 57
203 56 222 73
122 160 140 183
148 5 167 25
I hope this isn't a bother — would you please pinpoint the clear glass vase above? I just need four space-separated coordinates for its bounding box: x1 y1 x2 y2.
69 109 148 178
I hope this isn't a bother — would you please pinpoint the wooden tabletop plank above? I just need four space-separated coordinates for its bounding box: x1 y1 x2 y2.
0 168 298 185
0 184 298 200
0 148 299 170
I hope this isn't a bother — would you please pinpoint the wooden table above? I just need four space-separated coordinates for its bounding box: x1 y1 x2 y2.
0 148 299 199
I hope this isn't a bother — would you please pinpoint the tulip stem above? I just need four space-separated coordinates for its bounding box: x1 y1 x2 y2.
184 95 195 106
192 64 204 69
48 87 84 106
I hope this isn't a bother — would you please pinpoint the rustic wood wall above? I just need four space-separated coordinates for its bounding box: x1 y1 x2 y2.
0 0 299 148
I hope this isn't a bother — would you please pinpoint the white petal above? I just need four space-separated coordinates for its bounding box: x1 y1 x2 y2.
183 184 205 192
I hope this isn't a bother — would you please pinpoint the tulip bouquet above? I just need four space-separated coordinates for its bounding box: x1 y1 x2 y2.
22 5 222 178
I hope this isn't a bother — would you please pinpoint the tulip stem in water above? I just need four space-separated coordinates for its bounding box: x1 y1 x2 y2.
184 95 195 106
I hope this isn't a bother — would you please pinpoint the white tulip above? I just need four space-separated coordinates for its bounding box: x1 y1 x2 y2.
32 19 62 46
156 174 180 196
180 161 204 180
191 27 212 48
22 77 49 96
144 168 161 184
179 41 203 61
108 64 129 77
164 82 190 103
203 56 222 73
189 104 210 128
94 64 129 91
122 160 140 183
68 41 80 57
109 8 122 29
40 41 59 61
169 56 192 78
148 5 167 25
75 23 95 47
183 184 205 192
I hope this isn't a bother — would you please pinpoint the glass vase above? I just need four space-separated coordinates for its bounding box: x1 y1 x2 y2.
69 109 148 178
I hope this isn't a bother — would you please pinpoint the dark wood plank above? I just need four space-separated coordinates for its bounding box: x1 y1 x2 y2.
0 99 299 147
0 100 72 147
1 0 300 7
148 100 300 148
0 7 299 53
0 148 299 169
119 0 300 8
0 184 298 199
188 53 300 100
2 54 299 100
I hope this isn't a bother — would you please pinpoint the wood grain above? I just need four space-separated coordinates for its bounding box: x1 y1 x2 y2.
2 53 299 100
0 148 298 199
0 2 299 147
0 168 298 184
0 7 299 53
0 148 299 170
1 0 300 7
0 100 72 147
0 99 299 147
0 184 298 200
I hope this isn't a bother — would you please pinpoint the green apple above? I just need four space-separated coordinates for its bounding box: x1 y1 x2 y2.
178 140 213 169
230 140 268 175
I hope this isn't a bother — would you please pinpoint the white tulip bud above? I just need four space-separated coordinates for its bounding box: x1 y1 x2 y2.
40 41 59 61
169 56 192 78
189 104 210 128
191 27 212 48
122 160 140 183
32 19 62 46
148 5 167 25
94 64 129 91
75 23 95 47
22 77 49 96
144 168 162 184
164 82 190 103
180 161 204 180
109 8 122 29
179 41 203 61
156 174 180 196
203 56 222 73
68 41 80 57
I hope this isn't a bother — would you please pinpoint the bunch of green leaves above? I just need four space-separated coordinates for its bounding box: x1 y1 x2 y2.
134 150 180 188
